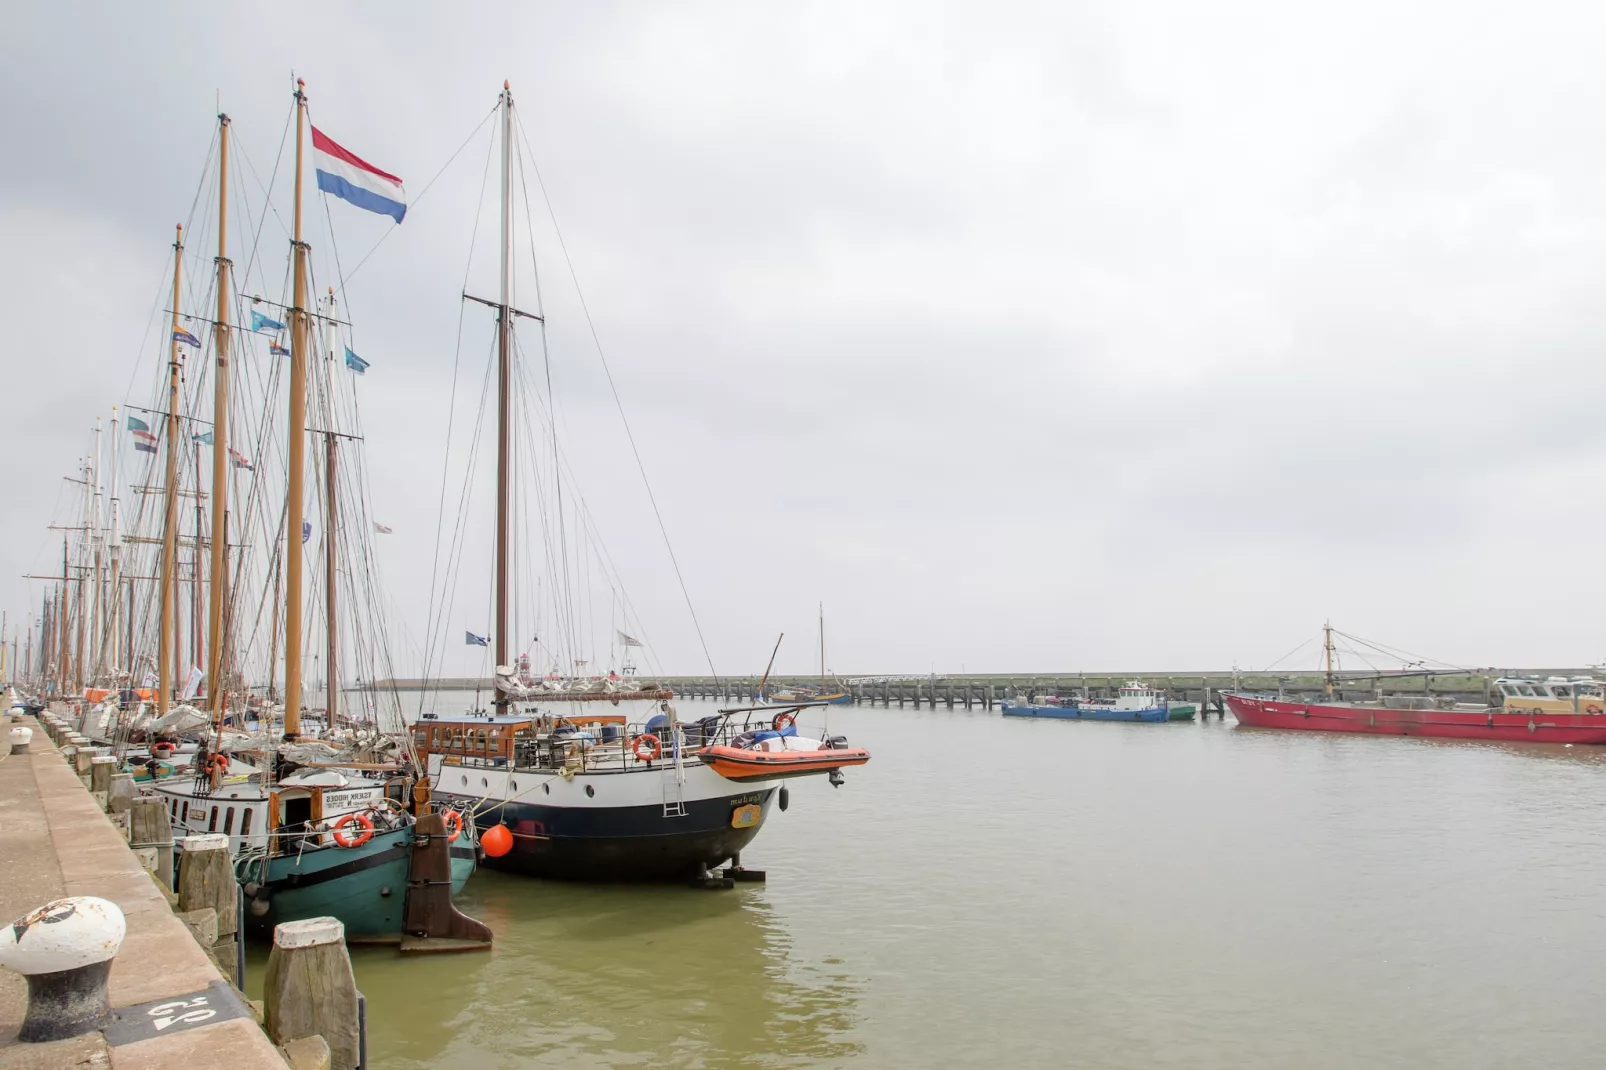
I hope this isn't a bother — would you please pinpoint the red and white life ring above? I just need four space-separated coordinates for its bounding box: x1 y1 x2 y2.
632 733 662 761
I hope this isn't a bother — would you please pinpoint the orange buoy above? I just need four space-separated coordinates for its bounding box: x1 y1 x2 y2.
481 823 513 858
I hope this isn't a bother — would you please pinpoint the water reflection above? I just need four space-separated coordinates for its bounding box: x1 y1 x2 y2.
346 871 864 1069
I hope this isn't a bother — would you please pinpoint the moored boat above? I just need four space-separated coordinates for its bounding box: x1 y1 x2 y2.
1225 676 1606 744
1003 681 1174 723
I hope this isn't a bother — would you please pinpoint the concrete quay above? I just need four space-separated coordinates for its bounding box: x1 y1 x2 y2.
0 716 290 1070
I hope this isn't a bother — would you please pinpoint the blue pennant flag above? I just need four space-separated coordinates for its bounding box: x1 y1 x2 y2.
251 309 286 333
344 347 369 375
192 430 213 445
302 520 311 544
269 342 289 357
173 327 200 348
465 631 488 647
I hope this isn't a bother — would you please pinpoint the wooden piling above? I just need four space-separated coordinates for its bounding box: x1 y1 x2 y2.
129 798 175 890
177 833 238 970
264 917 361 1070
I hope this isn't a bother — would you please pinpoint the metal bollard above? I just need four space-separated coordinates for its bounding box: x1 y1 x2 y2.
0 896 126 1042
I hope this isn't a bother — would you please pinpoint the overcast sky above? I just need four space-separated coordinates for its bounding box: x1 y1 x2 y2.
6 2 1606 679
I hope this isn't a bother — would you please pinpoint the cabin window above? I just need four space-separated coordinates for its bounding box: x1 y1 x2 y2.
240 809 254 837
1553 685 1572 698
1498 684 1514 697
208 806 219 832
224 807 236 835
1516 685 1536 696
181 801 189 822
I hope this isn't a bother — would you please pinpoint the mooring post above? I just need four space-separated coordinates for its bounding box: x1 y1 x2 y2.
177 834 238 972
89 754 117 799
129 798 176 890
0 896 126 1043
264 917 362 1070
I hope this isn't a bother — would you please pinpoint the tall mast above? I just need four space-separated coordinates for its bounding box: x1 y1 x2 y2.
819 602 825 689
107 406 122 676
284 79 310 740
158 224 183 714
74 459 87 694
324 434 338 721
268 547 281 703
90 419 103 680
493 80 514 698
208 112 231 714
1323 620 1335 696
192 440 203 682
57 539 69 695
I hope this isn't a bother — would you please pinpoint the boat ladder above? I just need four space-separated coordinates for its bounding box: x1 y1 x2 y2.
662 742 687 818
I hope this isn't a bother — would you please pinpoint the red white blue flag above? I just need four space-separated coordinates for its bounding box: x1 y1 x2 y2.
313 127 406 224
127 416 157 454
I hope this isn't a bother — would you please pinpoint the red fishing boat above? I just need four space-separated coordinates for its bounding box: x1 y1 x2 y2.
1224 688 1606 744
1228 625 1606 743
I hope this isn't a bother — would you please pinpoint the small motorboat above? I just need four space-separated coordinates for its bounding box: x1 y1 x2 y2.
698 717 870 781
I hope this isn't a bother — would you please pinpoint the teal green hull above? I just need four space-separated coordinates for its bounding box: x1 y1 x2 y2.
237 827 476 940
1167 703 1198 721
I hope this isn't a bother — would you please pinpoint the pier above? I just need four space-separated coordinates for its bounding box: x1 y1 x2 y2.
364 669 1547 713
0 715 289 1069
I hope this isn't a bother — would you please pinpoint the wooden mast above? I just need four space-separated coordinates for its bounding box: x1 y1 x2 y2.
74 460 87 694
90 419 102 681
493 80 513 702
57 540 68 695
158 224 183 714
208 112 231 714
106 405 122 676
192 440 203 680
324 433 338 721
284 79 309 740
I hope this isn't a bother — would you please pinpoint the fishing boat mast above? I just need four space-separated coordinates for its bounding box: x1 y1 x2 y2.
819 602 826 690
284 79 310 740
493 80 514 705
158 225 184 714
207 113 232 716
1323 620 1336 696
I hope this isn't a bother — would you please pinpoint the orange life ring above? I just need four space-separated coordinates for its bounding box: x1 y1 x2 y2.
151 742 175 759
442 810 464 843
205 754 230 776
332 812 374 848
632 733 662 761
1587 704 1603 715
772 711 796 732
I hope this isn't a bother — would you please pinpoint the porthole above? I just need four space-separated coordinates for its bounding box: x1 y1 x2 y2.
481 777 488 788
460 775 468 787
543 784 550 795
509 780 518 792
585 785 595 798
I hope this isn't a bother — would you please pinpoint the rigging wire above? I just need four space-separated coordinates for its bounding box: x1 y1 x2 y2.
334 103 501 295
512 108 721 682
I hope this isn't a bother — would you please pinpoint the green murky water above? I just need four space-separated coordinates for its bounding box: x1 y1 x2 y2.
251 700 1606 1068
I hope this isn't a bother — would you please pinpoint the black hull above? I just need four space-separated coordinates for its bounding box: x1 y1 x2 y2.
470 787 776 881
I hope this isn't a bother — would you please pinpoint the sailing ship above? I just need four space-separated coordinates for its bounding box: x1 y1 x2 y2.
1223 624 1606 744
420 83 869 882
765 605 850 704
42 88 488 948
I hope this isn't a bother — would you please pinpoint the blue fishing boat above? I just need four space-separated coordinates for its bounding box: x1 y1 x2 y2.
1002 682 1172 723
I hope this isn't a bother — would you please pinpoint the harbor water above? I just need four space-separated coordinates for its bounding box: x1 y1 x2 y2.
252 698 1606 1068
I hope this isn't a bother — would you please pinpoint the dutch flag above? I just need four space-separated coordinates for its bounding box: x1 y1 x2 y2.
312 126 406 224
